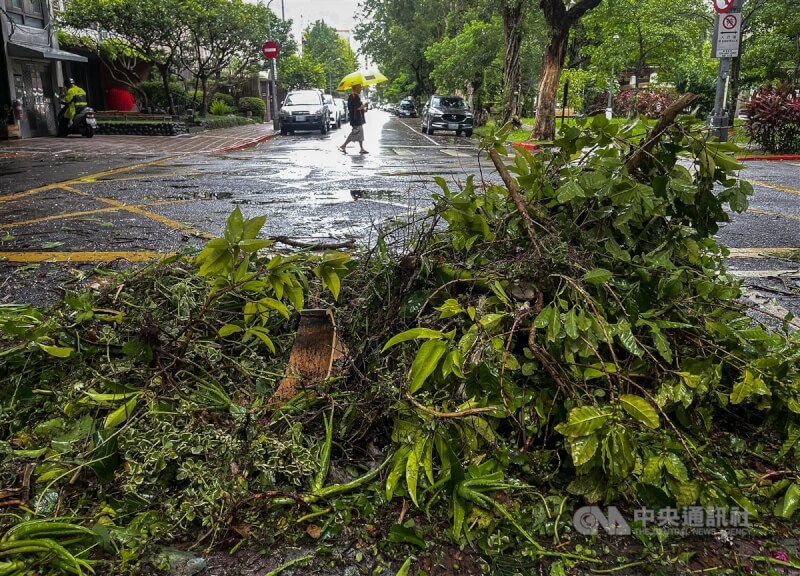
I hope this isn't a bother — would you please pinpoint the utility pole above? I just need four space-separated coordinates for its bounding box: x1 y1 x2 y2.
709 0 744 141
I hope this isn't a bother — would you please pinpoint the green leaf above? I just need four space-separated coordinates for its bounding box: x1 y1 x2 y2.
387 524 426 549
386 446 411 500
408 340 448 393
406 437 425 506
663 453 688 482
245 327 276 353
583 268 613 284
564 307 579 339
238 239 274 253
619 395 660 429
242 214 266 240
37 343 73 358
555 406 611 437
218 324 244 337
550 560 567 576
394 557 413 576
224 206 245 243
382 328 445 352
775 483 800 519
730 370 770 405
319 267 341 301
436 298 463 319
570 433 599 467
104 396 139 429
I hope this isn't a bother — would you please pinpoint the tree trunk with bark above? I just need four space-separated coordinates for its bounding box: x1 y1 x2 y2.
157 63 176 116
531 0 604 141
501 1 524 127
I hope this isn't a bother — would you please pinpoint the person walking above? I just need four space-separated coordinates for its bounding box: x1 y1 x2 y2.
339 84 368 154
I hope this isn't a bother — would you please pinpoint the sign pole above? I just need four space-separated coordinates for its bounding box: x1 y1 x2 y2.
708 0 744 141
271 57 279 131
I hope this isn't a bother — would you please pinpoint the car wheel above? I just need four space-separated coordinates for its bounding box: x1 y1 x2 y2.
421 124 427 134
428 127 435 135
321 120 328 134
83 126 94 138
456 130 462 136
465 130 473 137
337 118 341 129
281 128 288 135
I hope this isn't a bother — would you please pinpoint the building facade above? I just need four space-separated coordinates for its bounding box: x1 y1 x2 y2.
1 0 87 138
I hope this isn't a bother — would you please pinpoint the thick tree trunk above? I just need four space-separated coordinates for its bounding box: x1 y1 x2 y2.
501 1 524 127
531 26 569 141
531 0 604 141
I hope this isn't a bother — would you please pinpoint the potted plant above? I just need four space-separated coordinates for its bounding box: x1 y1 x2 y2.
0 103 21 139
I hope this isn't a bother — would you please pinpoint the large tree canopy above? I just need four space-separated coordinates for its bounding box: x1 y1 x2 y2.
301 20 359 94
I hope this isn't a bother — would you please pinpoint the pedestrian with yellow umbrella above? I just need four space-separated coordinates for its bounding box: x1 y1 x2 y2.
337 69 387 155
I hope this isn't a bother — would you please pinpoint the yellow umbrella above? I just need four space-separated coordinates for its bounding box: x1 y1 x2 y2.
336 69 388 91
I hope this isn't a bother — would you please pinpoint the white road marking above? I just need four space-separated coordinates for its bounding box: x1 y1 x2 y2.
727 269 800 278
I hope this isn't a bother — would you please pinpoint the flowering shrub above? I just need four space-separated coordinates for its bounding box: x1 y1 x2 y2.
592 89 679 119
742 81 800 154
106 88 135 111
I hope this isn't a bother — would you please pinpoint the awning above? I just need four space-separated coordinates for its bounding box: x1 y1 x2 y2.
7 42 88 63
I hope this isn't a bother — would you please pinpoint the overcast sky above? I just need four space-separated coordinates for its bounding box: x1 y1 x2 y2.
277 0 364 59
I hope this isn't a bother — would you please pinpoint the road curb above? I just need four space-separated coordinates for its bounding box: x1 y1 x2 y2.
737 154 800 161
214 131 276 153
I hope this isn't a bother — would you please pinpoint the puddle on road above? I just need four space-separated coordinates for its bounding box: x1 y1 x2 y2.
350 189 403 201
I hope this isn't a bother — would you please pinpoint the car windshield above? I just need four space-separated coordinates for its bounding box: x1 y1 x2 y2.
433 97 466 109
285 93 320 106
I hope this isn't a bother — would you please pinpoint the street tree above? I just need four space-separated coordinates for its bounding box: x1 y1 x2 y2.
301 20 358 93
278 54 326 90
500 0 526 126
582 0 710 115
531 0 604 141
425 18 503 125
58 0 184 114
179 0 288 115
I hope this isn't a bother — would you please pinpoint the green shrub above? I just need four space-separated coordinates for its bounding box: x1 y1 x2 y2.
238 96 266 118
200 115 257 130
212 92 235 107
185 89 204 108
209 100 233 116
136 80 185 109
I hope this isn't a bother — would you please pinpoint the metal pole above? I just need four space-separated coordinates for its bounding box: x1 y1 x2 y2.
267 0 280 130
606 64 614 119
709 0 744 141
281 0 284 20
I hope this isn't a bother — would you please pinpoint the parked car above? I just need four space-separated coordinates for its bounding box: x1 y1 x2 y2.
334 97 349 124
421 95 473 136
323 94 341 129
279 89 330 135
396 100 417 118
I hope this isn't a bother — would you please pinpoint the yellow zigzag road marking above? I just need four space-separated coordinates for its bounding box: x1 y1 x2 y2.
0 251 170 263
0 200 191 230
748 208 800 222
59 185 212 239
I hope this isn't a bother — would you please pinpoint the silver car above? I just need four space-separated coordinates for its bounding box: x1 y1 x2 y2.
334 97 348 124
421 95 473 136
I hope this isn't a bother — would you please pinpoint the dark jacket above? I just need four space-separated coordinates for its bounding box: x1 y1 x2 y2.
348 93 365 127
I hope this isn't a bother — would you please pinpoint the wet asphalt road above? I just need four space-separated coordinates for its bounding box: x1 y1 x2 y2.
1 111 799 318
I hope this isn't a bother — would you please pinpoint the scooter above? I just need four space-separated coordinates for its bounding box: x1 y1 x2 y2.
57 102 97 138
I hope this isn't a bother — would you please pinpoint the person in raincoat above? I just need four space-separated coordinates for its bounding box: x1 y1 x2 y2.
339 84 368 154
63 78 88 124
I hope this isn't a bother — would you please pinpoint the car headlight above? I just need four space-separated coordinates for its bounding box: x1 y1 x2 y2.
430 108 443 117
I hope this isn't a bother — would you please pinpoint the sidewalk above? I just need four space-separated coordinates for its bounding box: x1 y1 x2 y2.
0 123 277 157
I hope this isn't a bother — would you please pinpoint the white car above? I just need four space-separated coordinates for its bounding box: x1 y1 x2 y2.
334 97 348 124
323 94 341 129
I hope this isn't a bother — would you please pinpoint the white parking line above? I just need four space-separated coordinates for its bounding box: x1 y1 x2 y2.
728 269 800 278
394 117 439 145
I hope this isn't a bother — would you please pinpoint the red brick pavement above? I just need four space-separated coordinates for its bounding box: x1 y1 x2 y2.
0 124 276 156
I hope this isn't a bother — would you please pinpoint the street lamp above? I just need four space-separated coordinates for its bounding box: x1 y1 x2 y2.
606 34 620 120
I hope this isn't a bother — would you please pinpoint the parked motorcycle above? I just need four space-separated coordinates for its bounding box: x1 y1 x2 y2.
57 101 97 138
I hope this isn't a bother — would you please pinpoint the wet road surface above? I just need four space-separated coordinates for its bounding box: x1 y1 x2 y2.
1 112 799 317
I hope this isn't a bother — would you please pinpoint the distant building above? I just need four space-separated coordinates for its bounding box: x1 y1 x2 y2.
1 0 87 137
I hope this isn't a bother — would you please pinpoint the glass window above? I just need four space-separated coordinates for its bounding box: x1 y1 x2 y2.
8 0 24 9
31 0 42 13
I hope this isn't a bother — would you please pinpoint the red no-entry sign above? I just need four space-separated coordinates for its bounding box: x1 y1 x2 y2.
261 41 279 59
713 0 735 13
